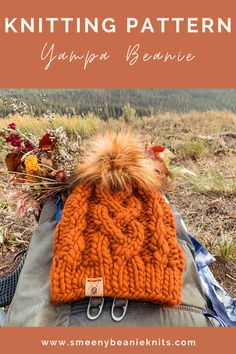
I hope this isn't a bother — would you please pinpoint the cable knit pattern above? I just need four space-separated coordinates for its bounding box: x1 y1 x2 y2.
51 181 184 306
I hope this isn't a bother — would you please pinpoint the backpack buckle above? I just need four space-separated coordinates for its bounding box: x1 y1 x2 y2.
87 297 104 320
111 298 128 322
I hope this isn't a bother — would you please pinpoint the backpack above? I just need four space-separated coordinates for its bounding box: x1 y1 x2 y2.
4 198 223 327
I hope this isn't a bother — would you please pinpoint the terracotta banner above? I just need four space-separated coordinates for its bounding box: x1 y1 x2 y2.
0 327 235 354
0 0 235 87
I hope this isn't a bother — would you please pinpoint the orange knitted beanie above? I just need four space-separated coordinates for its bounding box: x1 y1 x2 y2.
50 131 184 306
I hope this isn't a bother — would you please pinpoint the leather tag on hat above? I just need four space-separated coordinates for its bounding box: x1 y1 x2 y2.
85 277 104 297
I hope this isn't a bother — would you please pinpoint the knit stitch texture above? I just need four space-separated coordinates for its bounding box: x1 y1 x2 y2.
51 181 184 305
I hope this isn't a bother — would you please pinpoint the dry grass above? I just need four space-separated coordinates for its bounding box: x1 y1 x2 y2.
0 113 102 138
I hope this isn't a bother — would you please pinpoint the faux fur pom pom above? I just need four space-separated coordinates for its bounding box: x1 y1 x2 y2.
73 130 162 191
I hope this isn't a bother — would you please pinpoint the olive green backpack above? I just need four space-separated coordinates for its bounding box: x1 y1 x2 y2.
4 199 219 327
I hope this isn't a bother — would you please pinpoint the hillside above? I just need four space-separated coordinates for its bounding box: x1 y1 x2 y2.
1 89 236 118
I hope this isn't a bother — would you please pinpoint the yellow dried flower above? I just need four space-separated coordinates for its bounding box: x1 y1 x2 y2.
25 155 39 174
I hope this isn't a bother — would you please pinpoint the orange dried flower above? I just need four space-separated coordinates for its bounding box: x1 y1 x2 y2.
25 155 39 174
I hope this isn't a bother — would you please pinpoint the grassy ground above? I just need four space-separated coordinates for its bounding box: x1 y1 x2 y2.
0 110 236 298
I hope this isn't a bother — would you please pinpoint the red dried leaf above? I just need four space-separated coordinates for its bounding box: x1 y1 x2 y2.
55 170 67 182
151 145 165 154
146 145 165 160
39 133 56 151
5 134 22 148
8 123 17 130
24 140 34 151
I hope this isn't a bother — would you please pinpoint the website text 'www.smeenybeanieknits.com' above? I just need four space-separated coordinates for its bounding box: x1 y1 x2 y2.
40 337 196 349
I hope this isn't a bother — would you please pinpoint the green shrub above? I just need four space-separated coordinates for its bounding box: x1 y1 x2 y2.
177 139 208 160
189 169 236 195
122 104 136 123
217 235 236 262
